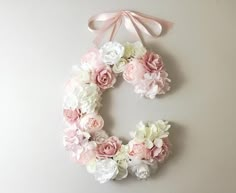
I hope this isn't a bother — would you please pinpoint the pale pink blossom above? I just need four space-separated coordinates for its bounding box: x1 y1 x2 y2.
63 108 81 124
134 71 171 99
78 113 104 133
141 51 164 72
96 136 122 158
92 65 116 89
80 48 102 69
123 59 145 84
150 138 170 163
129 143 151 160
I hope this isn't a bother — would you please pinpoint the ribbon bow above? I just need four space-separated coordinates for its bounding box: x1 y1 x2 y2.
88 10 172 46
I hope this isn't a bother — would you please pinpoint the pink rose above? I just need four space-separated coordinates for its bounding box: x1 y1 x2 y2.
123 59 145 85
92 65 116 89
151 138 170 163
142 52 164 73
96 136 122 158
129 143 151 160
78 113 104 133
77 149 96 165
63 108 81 124
80 48 102 69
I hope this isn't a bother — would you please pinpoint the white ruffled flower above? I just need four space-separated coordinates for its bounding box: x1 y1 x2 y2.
99 42 124 65
130 121 171 149
72 65 91 83
113 145 129 180
128 159 158 180
94 159 119 183
112 58 128 74
76 83 102 113
63 93 79 109
124 41 147 59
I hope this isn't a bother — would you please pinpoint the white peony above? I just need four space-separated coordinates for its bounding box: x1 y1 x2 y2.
124 41 147 59
128 159 158 180
112 58 128 74
94 159 119 183
99 42 124 65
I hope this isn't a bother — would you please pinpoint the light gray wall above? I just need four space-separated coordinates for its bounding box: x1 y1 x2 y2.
0 0 235 193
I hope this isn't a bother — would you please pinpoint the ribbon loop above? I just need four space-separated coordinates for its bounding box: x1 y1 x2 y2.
88 10 172 46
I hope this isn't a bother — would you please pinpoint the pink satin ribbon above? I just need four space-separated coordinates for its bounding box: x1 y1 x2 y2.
88 10 173 46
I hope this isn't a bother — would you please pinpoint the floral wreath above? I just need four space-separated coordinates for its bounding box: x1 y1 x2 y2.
63 41 172 183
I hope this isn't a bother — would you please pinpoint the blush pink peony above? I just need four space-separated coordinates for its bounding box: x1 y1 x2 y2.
129 143 151 160
151 138 170 163
78 113 104 133
123 59 145 84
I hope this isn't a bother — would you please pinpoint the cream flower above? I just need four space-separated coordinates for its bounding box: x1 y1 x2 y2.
94 159 119 183
72 65 91 83
99 42 124 65
63 93 79 110
124 41 147 59
113 145 129 180
76 83 102 113
112 58 128 74
130 121 171 149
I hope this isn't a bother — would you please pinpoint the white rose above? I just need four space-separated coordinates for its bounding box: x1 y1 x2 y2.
94 159 119 183
99 42 124 65
91 130 109 144
128 159 158 180
112 58 127 74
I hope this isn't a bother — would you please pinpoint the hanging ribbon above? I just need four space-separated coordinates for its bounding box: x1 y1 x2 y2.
88 10 173 46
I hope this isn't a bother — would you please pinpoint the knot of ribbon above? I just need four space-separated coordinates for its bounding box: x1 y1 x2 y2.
88 10 172 46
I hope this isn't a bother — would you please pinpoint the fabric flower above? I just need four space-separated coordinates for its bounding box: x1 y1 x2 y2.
128 143 151 160
91 130 109 144
80 48 102 70
63 108 81 124
130 121 171 149
112 58 128 74
63 93 79 110
78 113 104 133
134 71 171 99
150 138 170 163
94 159 119 183
113 145 129 180
92 65 116 90
128 159 157 180
141 51 164 72
124 41 147 59
76 83 102 113
96 136 122 158
123 59 145 84
71 66 91 83
99 42 124 65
